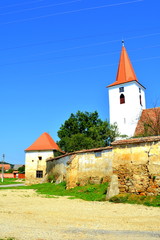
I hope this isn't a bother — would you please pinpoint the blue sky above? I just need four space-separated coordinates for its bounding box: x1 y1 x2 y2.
0 0 160 164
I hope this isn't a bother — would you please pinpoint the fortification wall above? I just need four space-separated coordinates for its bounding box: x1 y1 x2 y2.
112 138 160 196
46 148 113 188
46 155 70 182
45 137 160 196
66 149 113 189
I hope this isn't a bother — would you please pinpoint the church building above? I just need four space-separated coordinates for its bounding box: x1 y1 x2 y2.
107 42 146 137
25 43 160 186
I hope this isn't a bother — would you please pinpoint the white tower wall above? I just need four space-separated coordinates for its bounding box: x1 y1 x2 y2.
108 81 146 137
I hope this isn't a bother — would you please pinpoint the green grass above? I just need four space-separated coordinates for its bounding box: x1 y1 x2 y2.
30 182 108 201
0 178 24 185
2 182 160 206
2 181 108 201
109 193 160 207
0 238 16 240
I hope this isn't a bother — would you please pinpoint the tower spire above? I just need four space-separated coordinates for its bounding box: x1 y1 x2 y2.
107 44 138 87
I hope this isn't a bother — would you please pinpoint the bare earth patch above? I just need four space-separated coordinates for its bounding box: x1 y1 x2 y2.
0 189 160 240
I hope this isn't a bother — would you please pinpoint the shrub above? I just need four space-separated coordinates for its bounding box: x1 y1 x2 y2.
48 174 56 183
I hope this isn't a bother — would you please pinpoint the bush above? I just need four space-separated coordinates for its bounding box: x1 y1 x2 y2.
48 174 56 183
109 194 130 203
109 193 160 207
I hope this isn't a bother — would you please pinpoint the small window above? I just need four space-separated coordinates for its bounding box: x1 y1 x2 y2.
38 156 42 160
120 94 125 104
139 95 142 106
95 151 102 158
36 170 43 178
119 87 124 93
139 88 141 93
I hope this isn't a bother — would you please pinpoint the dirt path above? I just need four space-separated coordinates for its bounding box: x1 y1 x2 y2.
0 189 160 240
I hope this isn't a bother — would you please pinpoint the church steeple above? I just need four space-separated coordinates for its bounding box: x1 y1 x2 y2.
108 44 138 87
107 44 146 137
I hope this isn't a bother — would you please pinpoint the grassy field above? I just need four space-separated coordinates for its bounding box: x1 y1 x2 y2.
30 182 108 201
0 178 24 185
109 193 160 207
0 238 16 240
1 181 160 206
2 181 108 201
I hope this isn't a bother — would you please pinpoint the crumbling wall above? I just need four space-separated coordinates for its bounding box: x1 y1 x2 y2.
112 141 160 196
46 155 69 182
66 149 113 189
46 138 160 196
46 148 113 189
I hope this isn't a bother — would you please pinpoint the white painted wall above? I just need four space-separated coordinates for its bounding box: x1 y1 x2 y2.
25 150 54 184
108 81 146 137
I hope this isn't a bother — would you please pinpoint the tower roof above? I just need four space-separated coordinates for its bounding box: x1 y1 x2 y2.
25 132 62 152
107 45 138 87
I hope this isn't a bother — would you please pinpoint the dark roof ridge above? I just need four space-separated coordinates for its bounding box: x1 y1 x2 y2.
112 135 160 145
47 146 112 161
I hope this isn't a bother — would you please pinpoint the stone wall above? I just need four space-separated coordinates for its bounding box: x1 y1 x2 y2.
42 136 160 196
46 147 113 189
46 155 70 183
66 148 113 188
112 137 160 196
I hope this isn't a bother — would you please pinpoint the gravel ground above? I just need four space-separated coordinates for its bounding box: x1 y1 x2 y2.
0 189 160 240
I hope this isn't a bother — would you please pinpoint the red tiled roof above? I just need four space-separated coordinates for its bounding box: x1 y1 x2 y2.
134 107 160 136
0 164 11 170
25 132 62 152
107 46 138 87
112 135 160 145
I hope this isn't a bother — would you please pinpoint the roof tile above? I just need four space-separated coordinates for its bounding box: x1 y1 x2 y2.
25 132 62 152
112 135 160 145
107 46 138 87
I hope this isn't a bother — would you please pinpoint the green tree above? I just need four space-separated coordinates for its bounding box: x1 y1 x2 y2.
7 168 13 173
18 165 25 173
57 111 119 152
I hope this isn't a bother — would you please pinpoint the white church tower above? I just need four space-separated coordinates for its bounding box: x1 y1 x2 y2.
107 42 146 137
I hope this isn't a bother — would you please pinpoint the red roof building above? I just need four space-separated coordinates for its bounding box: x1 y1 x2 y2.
25 133 63 185
0 164 11 171
25 132 62 152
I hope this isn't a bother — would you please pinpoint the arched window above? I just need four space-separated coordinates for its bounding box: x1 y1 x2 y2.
120 94 125 104
139 95 142 106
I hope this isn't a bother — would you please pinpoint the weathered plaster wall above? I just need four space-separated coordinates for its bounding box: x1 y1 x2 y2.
46 155 70 182
27 137 160 196
46 148 113 189
25 150 54 185
112 140 160 196
66 149 113 188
